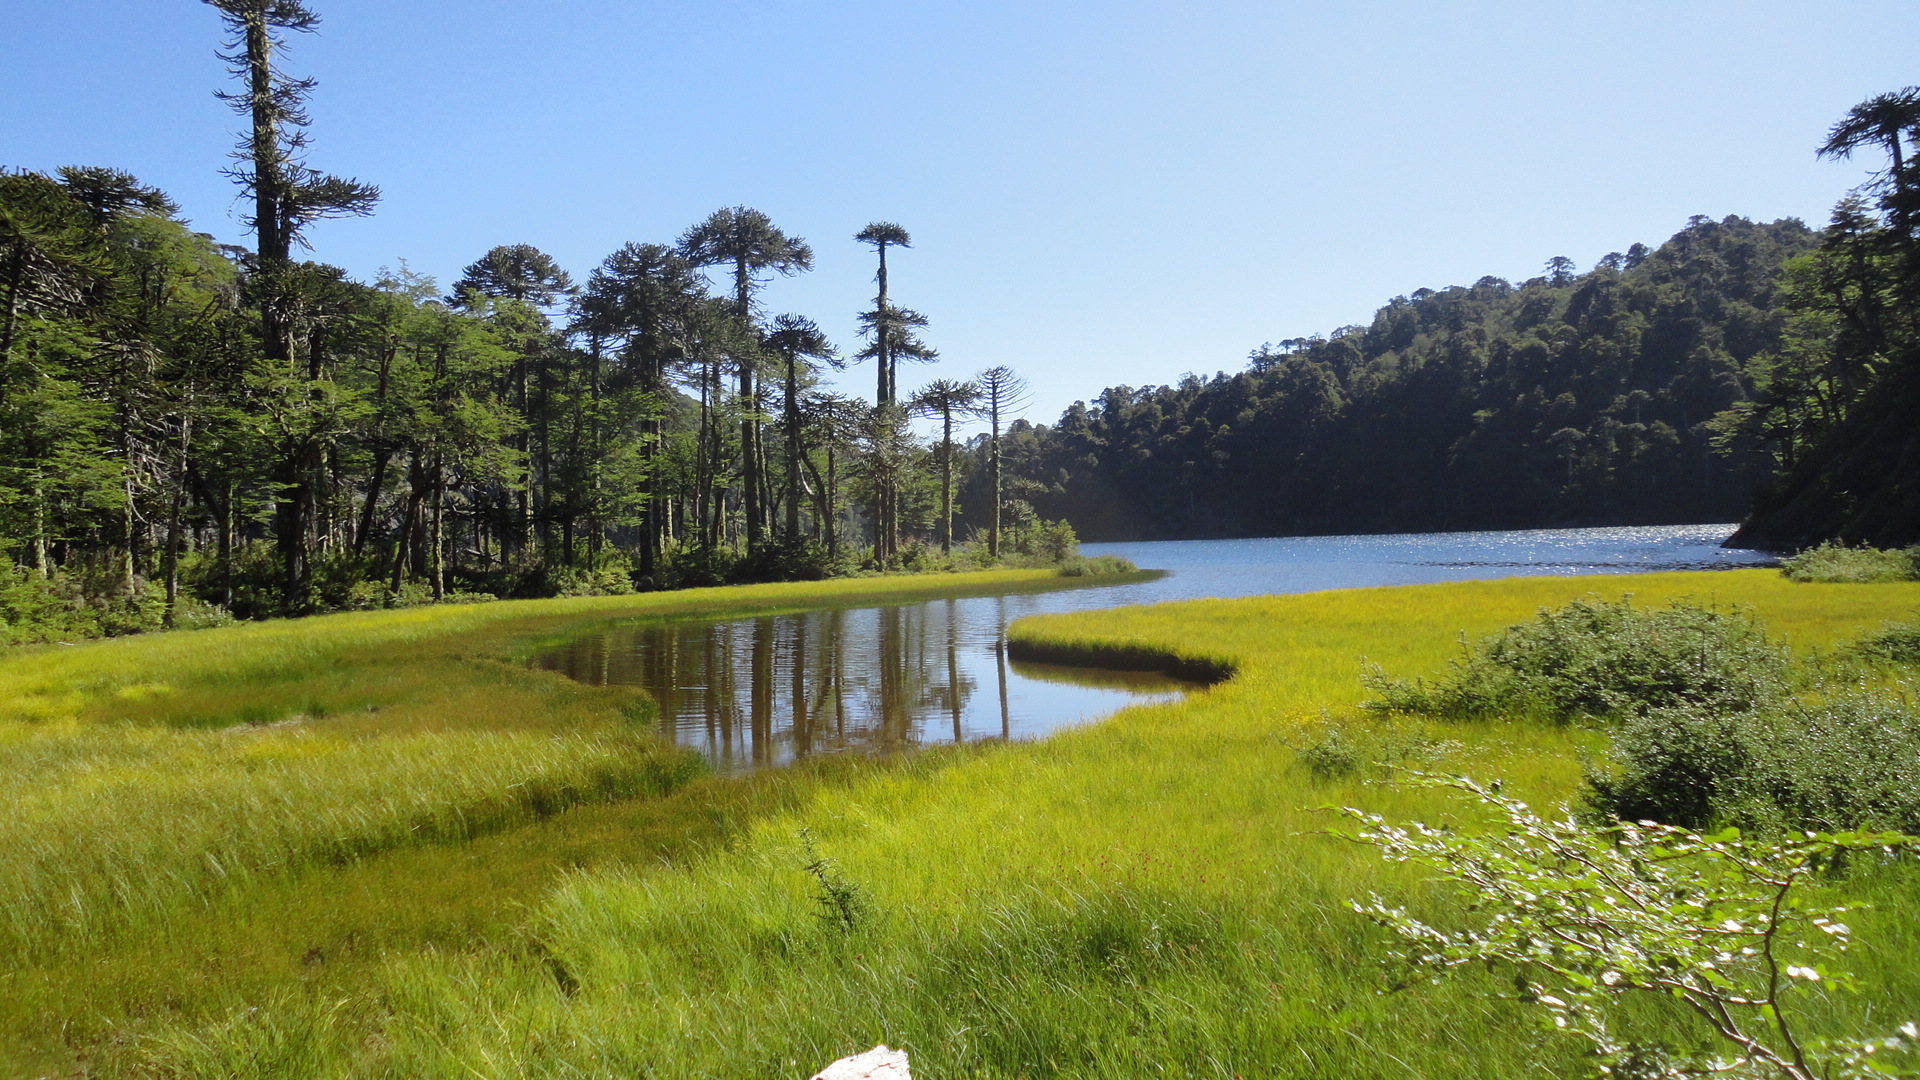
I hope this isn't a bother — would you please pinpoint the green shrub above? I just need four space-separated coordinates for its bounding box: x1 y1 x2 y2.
1057 553 1138 577
1291 715 1460 780
1365 597 1788 722
1585 694 1920 833
1846 614 1920 664
1345 772 1920 1080
1781 541 1920 583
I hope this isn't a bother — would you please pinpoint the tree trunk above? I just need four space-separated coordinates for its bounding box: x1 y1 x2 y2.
431 454 445 601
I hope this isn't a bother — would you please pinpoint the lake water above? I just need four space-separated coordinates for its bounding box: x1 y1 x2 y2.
530 524 1775 771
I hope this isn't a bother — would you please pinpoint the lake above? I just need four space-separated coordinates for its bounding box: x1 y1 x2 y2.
530 524 1775 770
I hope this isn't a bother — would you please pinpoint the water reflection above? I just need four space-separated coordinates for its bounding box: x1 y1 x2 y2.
531 595 1184 771
533 524 1777 772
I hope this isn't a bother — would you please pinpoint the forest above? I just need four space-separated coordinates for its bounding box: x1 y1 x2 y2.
4 0 1917 642
0 1 1066 642
990 88 1920 547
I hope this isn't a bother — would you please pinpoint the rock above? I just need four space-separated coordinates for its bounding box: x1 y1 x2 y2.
810 1044 910 1080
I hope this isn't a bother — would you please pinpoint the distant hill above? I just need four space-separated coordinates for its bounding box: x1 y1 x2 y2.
983 215 1817 542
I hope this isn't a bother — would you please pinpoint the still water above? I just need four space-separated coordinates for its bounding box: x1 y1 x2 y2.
530 524 1775 771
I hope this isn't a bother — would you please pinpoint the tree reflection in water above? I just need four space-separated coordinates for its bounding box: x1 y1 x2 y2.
530 594 1182 772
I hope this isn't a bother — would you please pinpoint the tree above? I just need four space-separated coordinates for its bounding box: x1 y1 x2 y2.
973 366 1029 558
203 0 378 611
449 244 574 309
909 378 978 554
679 207 813 556
1820 87 1920 175
763 314 836 541
857 304 936 561
576 242 704 579
799 393 865 561
855 222 910 405
450 244 573 561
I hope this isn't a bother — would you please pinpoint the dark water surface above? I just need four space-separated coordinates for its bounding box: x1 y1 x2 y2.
531 524 1775 771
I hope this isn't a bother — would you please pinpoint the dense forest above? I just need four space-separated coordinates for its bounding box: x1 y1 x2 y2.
976 216 1814 540
3 0 1916 641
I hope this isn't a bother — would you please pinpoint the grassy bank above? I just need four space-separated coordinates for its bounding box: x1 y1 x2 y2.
0 568 1148 1077
96 570 1920 1079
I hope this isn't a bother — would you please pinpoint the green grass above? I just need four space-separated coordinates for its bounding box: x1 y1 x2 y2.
0 569 1138 1077
79 570 1920 1080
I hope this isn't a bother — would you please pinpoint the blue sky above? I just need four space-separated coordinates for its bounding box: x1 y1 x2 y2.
4 0 1916 424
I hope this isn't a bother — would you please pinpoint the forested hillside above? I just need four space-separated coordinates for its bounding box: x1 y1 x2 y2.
982 215 1817 541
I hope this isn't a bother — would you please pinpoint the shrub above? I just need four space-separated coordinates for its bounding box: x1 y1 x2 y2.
1291 715 1460 780
1586 694 1920 833
1365 597 1788 723
1846 614 1920 665
1057 553 1138 577
1781 542 1920 583
1343 772 1920 1080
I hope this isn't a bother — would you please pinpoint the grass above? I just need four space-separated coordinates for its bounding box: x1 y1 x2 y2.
0 568 1143 1077
70 569 1920 1080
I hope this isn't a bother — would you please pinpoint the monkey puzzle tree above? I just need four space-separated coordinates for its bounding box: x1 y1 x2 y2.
203 0 378 611
973 365 1030 558
679 207 812 556
909 377 978 554
575 242 704 578
450 243 573 561
855 222 910 404
763 314 836 541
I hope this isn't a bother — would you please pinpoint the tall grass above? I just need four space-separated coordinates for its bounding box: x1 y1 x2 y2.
127 571 1920 1079
0 569 1121 1076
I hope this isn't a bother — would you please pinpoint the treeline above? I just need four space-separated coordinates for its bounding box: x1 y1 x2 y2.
0 0 1044 640
987 215 1813 541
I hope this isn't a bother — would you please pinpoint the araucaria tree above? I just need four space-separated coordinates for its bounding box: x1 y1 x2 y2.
204 0 377 611
854 223 938 563
855 222 910 405
679 207 812 556
763 314 836 542
973 365 1029 558
909 378 978 554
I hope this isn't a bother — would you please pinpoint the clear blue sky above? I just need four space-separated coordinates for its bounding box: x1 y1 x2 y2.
4 1 1915 424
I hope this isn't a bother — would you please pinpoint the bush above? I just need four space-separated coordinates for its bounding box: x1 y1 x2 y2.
1290 715 1460 780
1846 614 1920 664
1365 597 1788 723
1781 542 1920 583
1057 553 1138 577
1586 694 1920 833
0 555 196 644
1344 773 1920 1080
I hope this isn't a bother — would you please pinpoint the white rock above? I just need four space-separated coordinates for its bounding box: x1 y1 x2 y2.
810 1044 911 1080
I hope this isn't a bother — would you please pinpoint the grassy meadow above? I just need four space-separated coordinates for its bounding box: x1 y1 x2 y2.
0 569 1105 1076
7 568 1920 1078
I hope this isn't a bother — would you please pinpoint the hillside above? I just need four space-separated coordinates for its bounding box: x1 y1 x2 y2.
983 215 1816 541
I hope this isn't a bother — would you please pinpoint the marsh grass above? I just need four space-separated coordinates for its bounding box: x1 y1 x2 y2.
119 571 1920 1080
0 569 1121 1076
